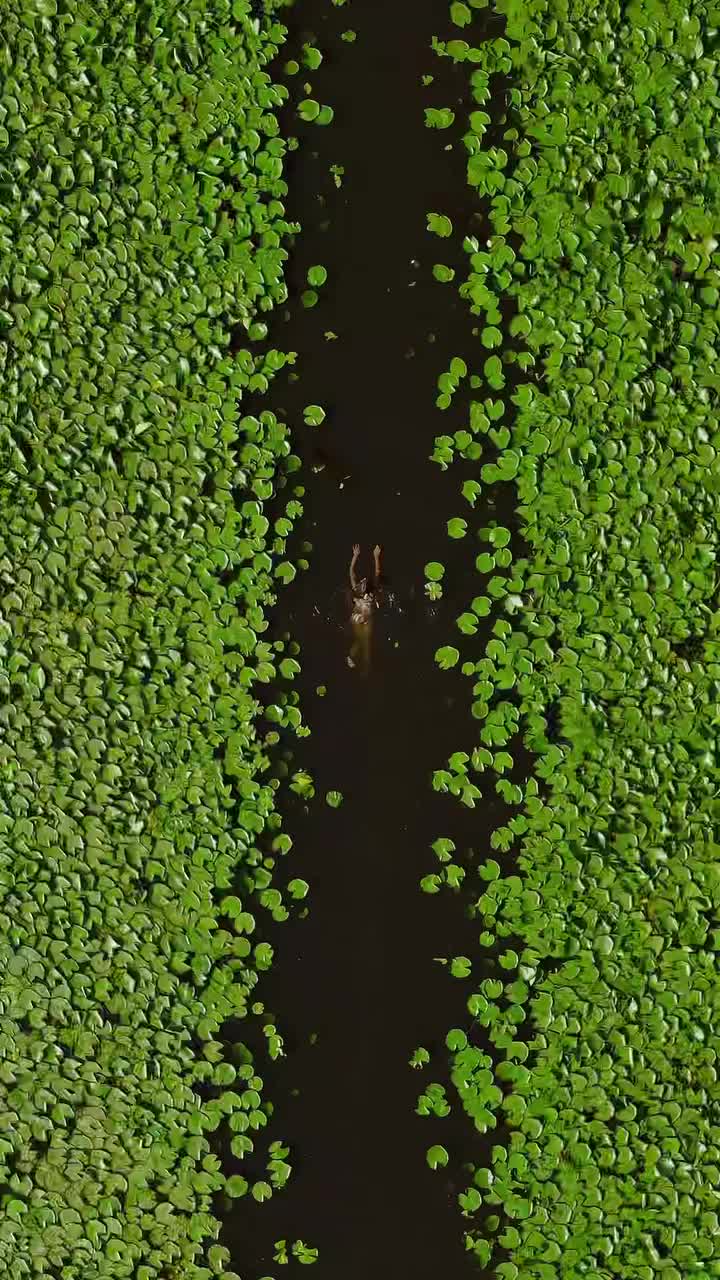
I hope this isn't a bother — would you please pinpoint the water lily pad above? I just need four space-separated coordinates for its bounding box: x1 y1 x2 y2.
428 212 453 238
304 404 326 425
448 517 467 539
426 1144 450 1169
436 645 460 669
307 265 327 288
298 99 320 121
302 44 323 70
450 1 472 26
425 107 456 129
288 879 309 900
425 561 445 581
226 1176 249 1198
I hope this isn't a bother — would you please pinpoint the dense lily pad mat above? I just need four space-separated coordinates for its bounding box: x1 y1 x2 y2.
425 1 720 1276
0 2 307 1276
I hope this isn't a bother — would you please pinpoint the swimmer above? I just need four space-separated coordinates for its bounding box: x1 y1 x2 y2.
347 543 382 673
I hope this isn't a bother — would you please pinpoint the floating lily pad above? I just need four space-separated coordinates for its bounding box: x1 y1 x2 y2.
435 645 460 669
426 1144 450 1170
427 212 453 238
304 404 326 425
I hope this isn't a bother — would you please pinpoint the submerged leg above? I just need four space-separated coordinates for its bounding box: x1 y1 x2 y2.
359 624 371 674
348 622 371 674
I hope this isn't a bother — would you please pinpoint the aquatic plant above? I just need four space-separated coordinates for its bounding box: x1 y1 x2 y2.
424 0 720 1274
303 404 326 426
427 212 454 238
273 1238 319 1266
0 0 312 1274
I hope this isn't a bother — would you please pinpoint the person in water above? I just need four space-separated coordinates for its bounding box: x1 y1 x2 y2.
347 543 382 672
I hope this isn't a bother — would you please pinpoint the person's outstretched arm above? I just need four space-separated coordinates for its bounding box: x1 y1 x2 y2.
373 544 382 587
350 543 360 590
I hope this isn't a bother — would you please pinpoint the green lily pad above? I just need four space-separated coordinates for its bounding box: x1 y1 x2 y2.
304 404 326 426
307 265 327 288
435 645 460 669
298 99 320 121
427 1144 450 1170
427 212 453 238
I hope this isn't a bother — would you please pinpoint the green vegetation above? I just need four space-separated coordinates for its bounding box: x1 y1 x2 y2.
306 264 328 289
433 263 456 283
301 42 323 71
273 1238 318 1266
427 211 454 238
303 404 326 426
426 1143 450 1170
297 99 334 126
0 0 317 1275
423 1 720 1276
425 560 445 601
425 106 456 130
6 0 720 1273
437 356 468 410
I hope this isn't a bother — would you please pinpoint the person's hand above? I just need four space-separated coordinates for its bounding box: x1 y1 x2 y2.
352 543 360 557
373 544 382 557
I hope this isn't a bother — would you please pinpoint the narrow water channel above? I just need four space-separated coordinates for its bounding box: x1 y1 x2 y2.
224 1 511 1274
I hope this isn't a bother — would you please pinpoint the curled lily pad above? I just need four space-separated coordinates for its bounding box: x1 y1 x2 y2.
448 517 467 539
427 212 453 238
421 874 442 893
288 879 309 900
433 263 456 282
302 43 323 70
425 107 456 129
450 1 472 25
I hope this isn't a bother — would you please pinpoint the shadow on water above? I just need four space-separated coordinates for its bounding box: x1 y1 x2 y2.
221 1 520 1276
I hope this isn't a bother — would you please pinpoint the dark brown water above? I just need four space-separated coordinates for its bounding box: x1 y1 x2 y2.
222 1 520 1275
